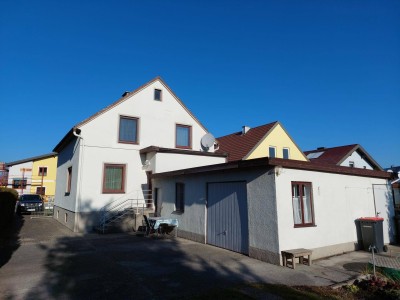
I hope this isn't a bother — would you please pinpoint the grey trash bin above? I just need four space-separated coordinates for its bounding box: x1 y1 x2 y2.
357 217 387 253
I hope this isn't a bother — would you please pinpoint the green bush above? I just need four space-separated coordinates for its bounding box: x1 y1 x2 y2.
0 188 18 229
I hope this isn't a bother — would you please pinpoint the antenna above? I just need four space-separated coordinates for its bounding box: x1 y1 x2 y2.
201 133 216 151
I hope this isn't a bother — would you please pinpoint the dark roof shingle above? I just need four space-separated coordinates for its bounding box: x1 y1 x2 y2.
304 144 357 165
216 122 277 161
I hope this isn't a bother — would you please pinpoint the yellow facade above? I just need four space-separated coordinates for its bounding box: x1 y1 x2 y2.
245 123 308 161
30 155 58 198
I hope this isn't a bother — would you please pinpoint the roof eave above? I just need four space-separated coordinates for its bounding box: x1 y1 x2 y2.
53 128 76 153
151 157 390 179
6 152 58 167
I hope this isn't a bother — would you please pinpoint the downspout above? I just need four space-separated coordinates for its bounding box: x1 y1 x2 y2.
73 128 83 232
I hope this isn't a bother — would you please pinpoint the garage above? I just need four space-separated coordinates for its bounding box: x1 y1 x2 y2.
206 181 249 254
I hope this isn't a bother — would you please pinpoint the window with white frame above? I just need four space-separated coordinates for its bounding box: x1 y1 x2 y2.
269 146 276 158
283 148 290 159
292 182 315 227
38 167 47 176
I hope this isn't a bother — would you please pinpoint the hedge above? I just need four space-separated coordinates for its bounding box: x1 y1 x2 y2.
0 188 18 229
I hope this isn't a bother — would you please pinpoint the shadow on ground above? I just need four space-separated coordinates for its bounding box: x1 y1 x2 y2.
343 262 369 273
0 215 24 269
22 234 265 299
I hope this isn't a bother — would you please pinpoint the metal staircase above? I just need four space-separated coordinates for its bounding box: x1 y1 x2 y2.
97 189 154 233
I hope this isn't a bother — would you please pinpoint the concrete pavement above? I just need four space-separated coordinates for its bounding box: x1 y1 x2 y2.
0 215 384 299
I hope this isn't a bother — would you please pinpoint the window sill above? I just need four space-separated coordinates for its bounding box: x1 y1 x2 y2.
64 192 70 196
294 224 317 228
102 191 126 194
118 141 139 145
176 146 192 150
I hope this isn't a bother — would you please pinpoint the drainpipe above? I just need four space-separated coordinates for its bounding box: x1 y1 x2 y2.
73 128 83 232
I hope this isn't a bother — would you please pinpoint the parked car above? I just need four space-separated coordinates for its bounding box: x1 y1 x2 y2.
16 194 44 214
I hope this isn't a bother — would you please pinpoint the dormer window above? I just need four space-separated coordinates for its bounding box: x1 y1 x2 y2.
154 89 162 101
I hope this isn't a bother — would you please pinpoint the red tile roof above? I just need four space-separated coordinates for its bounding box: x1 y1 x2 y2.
304 144 358 165
304 144 383 171
216 122 278 162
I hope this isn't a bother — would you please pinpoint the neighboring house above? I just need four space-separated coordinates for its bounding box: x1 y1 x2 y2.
30 154 58 201
0 162 8 187
304 144 383 170
6 153 58 197
386 166 400 210
53 77 226 232
152 157 393 265
216 122 308 162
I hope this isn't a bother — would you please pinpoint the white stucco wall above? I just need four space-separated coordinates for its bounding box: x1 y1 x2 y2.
150 152 225 173
55 137 81 212
341 151 374 170
55 79 213 219
275 168 394 258
153 164 394 263
7 161 33 195
79 80 208 152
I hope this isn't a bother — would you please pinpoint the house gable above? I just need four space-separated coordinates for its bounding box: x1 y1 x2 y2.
305 144 383 171
245 122 308 161
54 77 209 153
30 155 58 196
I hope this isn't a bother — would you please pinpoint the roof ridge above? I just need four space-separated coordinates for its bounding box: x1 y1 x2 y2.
305 144 358 153
216 121 278 139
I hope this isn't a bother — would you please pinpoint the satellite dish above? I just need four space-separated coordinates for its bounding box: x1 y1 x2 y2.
201 133 216 151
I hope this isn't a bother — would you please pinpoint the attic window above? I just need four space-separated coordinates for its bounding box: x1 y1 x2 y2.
154 89 162 101
176 124 192 149
269 146 276 158
349 161 354 168
119 116 139 144
283 148 290 159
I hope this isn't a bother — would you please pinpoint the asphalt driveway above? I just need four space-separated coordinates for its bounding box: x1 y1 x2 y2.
0 215 373 299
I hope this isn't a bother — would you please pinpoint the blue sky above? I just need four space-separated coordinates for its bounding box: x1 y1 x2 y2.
1 1 399 167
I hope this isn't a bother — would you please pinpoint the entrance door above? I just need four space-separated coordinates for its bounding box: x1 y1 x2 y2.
207 181 248 254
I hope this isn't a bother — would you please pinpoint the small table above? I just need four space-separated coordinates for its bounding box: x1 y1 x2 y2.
147 217 179 236
281 248 312 269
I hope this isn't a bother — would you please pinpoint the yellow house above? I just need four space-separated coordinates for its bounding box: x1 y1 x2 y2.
30 153 58 200
217 121 308 162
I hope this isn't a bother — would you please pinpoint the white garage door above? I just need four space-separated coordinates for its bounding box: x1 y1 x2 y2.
207 181 248 254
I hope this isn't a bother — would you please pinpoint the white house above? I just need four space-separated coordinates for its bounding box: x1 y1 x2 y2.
6 153 58 196
53 77 226 232
152 157 394 265
304 144 383 170
6 160 33 196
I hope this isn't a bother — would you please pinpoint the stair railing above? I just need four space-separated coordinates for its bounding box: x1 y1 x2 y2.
98 189 153 233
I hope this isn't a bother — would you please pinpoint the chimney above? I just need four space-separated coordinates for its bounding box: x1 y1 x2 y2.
242 126 251 135
122 91 130 97
317 147 326 150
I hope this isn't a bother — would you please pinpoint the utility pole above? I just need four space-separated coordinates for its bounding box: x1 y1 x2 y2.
21 168 25 195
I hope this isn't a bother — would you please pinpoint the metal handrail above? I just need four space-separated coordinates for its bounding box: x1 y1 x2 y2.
98 190 154 233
